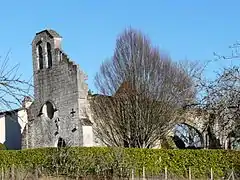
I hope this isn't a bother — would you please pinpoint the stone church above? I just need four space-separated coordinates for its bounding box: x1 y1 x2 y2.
20 29 95 148
0 29 238 150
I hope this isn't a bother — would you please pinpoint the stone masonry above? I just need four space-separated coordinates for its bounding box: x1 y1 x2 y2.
21 30 93 148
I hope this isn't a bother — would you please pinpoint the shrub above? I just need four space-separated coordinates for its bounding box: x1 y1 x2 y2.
0 147 239 178
0 143 7 150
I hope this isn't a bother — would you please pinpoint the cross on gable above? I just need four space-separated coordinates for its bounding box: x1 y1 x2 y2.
70 108 76 117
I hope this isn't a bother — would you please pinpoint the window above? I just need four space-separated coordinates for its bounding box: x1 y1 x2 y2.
47 42 52 68
41 101 55 119
38 45 43 70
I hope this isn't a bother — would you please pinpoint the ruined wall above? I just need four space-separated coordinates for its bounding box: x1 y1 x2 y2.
22 30 89 149
20 29 231 150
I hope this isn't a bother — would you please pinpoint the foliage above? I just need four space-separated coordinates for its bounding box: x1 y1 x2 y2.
161 137 177 149
0 147 239 178
0 143 7 150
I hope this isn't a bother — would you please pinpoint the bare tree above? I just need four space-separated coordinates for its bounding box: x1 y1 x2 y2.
90 28 198 148
193 43 240 149
0 52 32 111
200 66 240 149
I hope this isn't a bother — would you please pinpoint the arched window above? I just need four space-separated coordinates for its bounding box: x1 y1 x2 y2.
41 101 55 119
47 42 52 68
38 45 43 70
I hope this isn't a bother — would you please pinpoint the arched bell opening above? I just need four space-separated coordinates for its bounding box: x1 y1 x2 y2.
36 41 43 70
47 42 52 68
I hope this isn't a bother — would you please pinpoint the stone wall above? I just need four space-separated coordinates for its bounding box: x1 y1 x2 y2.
22 30 90 149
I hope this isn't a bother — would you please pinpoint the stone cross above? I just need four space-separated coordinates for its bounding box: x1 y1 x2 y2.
70 108 76 117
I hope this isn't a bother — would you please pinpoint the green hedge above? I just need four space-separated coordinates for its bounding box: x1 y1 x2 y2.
0 143 7 150
0 147 239 178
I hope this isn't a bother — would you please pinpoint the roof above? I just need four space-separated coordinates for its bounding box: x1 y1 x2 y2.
0 108 23 116
36 29 62 38
114 81 137 96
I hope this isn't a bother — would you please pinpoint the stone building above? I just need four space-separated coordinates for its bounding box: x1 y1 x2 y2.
0 97 31 149
0 29 238 150
21 29 94 148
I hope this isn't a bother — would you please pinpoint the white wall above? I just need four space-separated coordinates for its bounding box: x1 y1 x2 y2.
0 114 5 144
17 109 28 133
82 126 94 147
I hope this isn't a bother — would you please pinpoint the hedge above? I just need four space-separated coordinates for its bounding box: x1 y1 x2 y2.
0 143 7 150
0 147 239 178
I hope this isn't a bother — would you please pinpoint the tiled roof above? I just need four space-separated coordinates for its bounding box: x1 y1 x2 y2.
115 81 137 96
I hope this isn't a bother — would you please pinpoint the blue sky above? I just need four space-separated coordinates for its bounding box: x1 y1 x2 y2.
0 0 240 93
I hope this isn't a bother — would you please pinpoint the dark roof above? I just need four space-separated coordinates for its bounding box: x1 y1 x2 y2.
36 29 62 38
0 108 23 116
